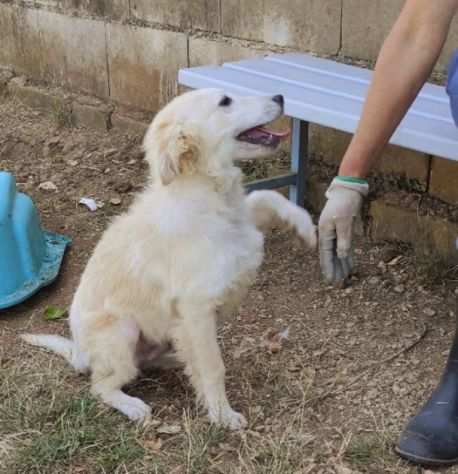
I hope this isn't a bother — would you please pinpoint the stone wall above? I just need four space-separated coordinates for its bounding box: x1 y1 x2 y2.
0 0 457 260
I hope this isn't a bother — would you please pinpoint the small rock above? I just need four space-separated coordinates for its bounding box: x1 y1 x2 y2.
394 284 405 294
104 168 111 174
68 160 78 167
38 181 57 192
423 308 436 317
368 276 380 285
268 341 282 353
62 140 75 154
110 197 122 206
127 159 137 165
104 148 117 157
46 136 60 147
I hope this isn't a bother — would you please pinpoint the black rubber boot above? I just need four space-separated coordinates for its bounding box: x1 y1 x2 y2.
396 303 458 466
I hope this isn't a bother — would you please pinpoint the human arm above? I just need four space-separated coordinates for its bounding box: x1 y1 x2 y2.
319 0 458 283
340 0 458 177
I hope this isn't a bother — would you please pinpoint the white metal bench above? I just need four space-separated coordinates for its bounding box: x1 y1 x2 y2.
178 53 458 206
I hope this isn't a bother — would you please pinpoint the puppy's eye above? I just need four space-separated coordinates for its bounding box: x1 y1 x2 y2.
219 96 232 107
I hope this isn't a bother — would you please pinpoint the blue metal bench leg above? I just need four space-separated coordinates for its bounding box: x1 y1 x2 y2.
289 118 308 207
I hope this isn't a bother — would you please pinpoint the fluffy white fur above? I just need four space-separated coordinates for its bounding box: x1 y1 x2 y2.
22 89 316 429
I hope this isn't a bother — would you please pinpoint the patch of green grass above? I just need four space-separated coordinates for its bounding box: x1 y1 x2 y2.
183 422 227 474
11 396 144 474
344 433 392 472
52 101 74 128
239 433 310 474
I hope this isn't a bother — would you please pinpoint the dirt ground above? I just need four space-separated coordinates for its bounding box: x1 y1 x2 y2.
1 94 457 474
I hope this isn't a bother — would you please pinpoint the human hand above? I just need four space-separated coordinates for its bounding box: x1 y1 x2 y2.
318 177 369 283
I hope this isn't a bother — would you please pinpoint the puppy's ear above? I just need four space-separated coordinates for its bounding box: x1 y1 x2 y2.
144 121 202 185
159 126 201 185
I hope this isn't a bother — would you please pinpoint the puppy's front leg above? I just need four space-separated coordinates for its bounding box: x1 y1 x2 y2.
178 301 247 430
246 190 317 247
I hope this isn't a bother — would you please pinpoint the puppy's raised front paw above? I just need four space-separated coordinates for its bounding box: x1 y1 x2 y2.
293 209 317 249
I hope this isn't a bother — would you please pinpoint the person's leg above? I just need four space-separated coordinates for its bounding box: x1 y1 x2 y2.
396 297 458 466
446 49 458 126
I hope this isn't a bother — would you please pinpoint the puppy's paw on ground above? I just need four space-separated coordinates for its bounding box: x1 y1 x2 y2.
122 398 151 422
107 392 152 422
211 408 247 430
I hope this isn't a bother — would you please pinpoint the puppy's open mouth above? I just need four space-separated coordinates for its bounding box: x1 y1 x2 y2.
237 125 290 148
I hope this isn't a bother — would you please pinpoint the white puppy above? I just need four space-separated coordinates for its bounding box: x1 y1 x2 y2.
22 89 316 429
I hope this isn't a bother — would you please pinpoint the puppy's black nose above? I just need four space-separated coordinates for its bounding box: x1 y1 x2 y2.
272 95 284 106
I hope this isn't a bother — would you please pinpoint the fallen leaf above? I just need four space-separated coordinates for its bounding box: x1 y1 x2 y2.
143 437 162 452
156 423 181 435
264 327 290 353
44 305 67 321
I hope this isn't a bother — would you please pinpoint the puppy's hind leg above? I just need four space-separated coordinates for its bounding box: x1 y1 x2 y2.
86 313 151 422
246 190 317 247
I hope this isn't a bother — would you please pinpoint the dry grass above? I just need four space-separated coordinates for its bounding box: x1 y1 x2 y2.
0 324 429 474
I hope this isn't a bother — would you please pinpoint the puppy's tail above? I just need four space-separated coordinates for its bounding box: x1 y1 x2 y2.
20 334 89 373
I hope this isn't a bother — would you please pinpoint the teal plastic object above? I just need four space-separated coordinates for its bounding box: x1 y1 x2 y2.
0 171 71 310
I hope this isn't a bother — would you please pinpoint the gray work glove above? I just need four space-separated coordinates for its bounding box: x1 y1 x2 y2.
318 177 369 283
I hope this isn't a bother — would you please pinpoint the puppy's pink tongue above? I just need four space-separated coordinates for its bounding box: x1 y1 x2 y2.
249 126 290 140
237 125 290 147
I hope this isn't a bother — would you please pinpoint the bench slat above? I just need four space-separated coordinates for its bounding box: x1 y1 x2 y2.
267 53 448 102
179 55 458 161
267 53 373 84
226 58 451 123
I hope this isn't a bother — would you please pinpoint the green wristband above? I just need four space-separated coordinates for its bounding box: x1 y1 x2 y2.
336 176 368 185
